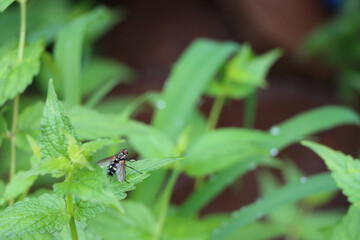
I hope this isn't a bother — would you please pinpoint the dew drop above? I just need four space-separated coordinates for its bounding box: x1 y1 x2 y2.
300 176 307 184
256 212 264 219
175 119 184 127
270 126 280 136
270 148 279 157
249 163 257 170
156 100 166 110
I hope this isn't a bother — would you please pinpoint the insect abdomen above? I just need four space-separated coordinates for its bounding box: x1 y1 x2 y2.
108 162 118 176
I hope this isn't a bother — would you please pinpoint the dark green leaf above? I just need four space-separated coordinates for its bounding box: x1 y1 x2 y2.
179 155 280 216
0 0 14 12
302 141 360 206
211 173 337 240
153 39 238 141
0 39 44 106
0 194 70 238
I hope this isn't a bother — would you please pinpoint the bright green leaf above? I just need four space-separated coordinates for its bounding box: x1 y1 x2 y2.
302 141 360 206
88 201 156 239
153 39 238 141
183 128 288 176
0 170 37 205
211 173 337 240
274 106 360 138
65 132 89 167
0 194 70 238
0 0 14 13
53 166 123 213
331 205 360 240
81 138 116 159
39 79 78 161
0 39 44 106
74 200 105 222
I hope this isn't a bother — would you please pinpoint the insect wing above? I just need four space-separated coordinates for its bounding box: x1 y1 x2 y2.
96 156 115 168
116 163 126 183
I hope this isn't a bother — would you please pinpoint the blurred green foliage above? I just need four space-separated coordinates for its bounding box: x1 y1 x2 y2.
0 0 360 239
302 0 360 104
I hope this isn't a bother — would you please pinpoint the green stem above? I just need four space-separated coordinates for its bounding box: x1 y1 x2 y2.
66 194 79 240
243 90 258 128
206 96 226 130
153 169 180 240
9 0 27 207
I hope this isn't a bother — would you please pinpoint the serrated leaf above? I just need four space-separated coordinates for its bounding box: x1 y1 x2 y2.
0 39 44 106
0 0 14 12
302 141 360 206
0 194 70 238
53 167 123 213
331 205 360 240
38 156 71 178
211 173 337 240
74 200 105 222
153 39 239 141
39 79 77 171
0 170 37 205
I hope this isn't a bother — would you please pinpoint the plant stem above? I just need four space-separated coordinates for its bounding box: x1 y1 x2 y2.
9 0 27 207
66 194 79 240
243 90 258 128
153 169 180 240
206 96 226 130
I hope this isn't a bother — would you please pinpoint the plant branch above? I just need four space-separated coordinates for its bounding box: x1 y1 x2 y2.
206 95 226 130
9 0 27 207
66 194 79 240
243 90 258 128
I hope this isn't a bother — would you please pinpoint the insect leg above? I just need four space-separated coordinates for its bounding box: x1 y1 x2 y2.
125 165 143 174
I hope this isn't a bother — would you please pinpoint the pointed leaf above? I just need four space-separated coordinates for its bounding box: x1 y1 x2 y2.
302 141 360 206
0 0 14 12
74 200 105 222
331 205 360 240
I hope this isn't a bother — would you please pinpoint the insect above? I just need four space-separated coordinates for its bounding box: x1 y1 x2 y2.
96 149 142 183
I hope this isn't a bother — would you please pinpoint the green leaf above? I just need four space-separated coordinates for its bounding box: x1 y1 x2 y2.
331 205 360 240
16 101 44 152
153 39 238 141
82 58 133 107
126 121 175 158
211 173 337 240
65 132 90 168
302 141 360 206
273 106 360 138
26 135 41 165
74 200 105 222
183 128 287 176
0 194 70 238
54 18 85 106
228 222 286 240
0 39 44 106
53 166 123 213
206 45 281 99
0 170 37 205
80 138 116 159
0 0 14 12
40 79 78 161
88 201 156 239
179 155 280 216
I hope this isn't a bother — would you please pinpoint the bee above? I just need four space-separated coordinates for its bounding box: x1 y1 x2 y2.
96 149 142 183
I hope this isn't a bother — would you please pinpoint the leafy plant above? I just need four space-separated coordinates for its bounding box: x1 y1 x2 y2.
0 0 359 239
